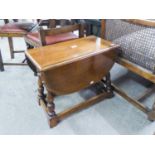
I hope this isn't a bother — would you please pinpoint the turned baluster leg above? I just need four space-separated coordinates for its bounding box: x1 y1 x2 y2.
46 91 59 127
104 72 114 97
38 76 46 105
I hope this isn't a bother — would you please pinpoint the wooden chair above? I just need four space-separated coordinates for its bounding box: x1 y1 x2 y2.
0 19 53 71
0 23 28 71
24 19 84 48
25 20 85 74
0 20 37 58
101 19 155 121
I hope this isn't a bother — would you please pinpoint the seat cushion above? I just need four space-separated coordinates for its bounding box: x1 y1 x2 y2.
0 22 37 35
113 28 155 72
26 32 78 45
0 25 26 34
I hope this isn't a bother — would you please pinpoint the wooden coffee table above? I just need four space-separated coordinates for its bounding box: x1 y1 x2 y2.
26 36 119 128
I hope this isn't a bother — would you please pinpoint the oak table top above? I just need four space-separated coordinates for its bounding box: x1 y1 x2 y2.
25 35 119 71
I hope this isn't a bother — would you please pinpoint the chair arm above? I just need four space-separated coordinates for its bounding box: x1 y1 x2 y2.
123 19 155 28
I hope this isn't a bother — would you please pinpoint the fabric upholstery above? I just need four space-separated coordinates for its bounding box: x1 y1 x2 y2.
1 22 36 31
0 25 26 34
105 20 145 41
26 32 78 45
105 19 155 72
0 22 36 35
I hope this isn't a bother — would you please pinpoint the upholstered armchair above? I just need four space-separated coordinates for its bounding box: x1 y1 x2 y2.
101 19 155 121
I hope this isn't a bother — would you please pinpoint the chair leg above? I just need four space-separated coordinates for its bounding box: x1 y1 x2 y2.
136 85 155 101
8 37 14 59
148 99 155 121
0 50 4 71
22 58 27 63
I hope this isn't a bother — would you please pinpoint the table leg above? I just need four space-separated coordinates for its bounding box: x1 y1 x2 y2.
0 50 4 71
38 76 59 127
102 72 114 98
46 91 59 127
38 72 115 128
38 76 46 105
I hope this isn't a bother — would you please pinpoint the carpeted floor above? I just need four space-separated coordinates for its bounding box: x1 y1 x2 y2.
0 21 155 135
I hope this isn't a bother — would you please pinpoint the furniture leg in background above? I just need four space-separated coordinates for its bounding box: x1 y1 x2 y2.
8 37 26 59
8 37 15 59
0 50 4 71
148 99 155 121
0 33 27 71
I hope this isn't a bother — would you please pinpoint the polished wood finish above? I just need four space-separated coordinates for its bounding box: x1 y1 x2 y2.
26 36 118 72
26 36 119 127
101 19 155 121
